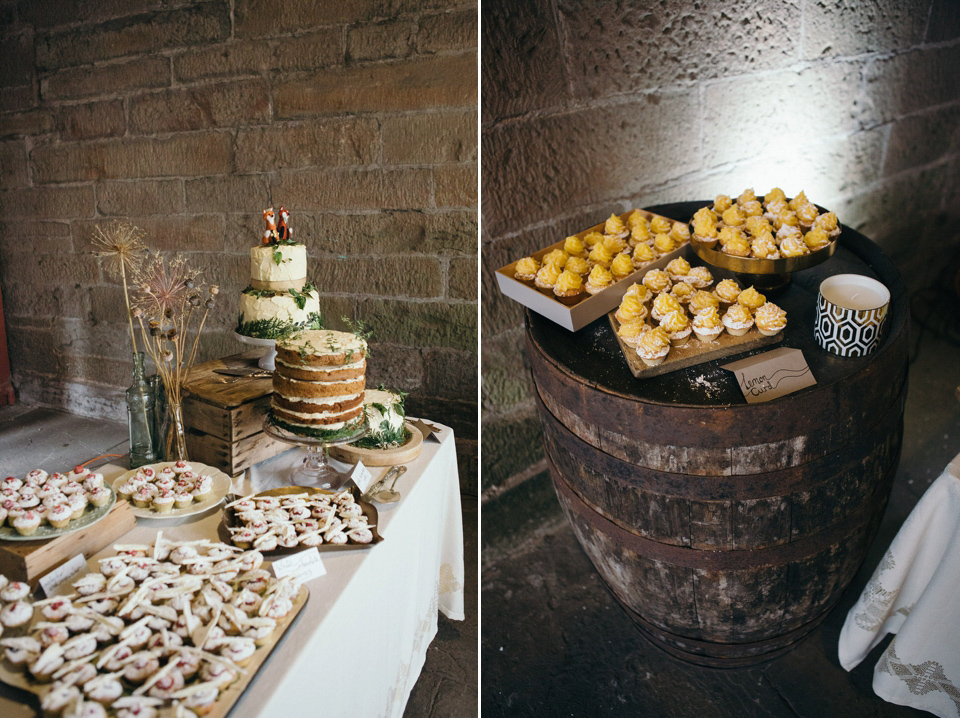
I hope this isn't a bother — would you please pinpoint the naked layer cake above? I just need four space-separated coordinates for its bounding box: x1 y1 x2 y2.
270 329 368 439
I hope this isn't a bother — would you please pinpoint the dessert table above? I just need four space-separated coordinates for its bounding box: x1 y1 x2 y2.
0 420 464 718
524 200 909 666
839 451 960 717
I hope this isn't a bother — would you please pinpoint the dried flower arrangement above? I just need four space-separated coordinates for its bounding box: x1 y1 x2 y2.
91 221 147 352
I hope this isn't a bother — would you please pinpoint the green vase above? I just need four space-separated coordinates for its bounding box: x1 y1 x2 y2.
126 352 157 468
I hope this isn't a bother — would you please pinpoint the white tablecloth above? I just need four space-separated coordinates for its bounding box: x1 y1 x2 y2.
0 421 464 718
839 451 960 717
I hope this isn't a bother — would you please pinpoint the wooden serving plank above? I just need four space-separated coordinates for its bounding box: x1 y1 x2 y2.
183 350 272 411
609 313 783 379
328 423 423 466
0 500 137 585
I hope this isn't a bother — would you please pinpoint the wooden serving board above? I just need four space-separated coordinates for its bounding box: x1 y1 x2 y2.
328 423 423 466
609 314 783 379
0 499 136 585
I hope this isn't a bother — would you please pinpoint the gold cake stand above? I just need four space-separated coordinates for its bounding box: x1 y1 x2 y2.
689 238 838 291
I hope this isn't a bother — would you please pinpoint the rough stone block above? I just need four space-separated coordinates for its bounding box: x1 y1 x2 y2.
6 326 62 376
129 80 270 134
356 297 476 351
364 341 424 392
74 214 225 253
0 139 28 189
382 111 476 164
0 220 72 256
481 0 567 121
884 105 960 177
557 0 800 99
184 175 270 214
481 405 544 491
310 209 477 254
803 0 928 59
42 56 169 101
435 163 477 208
61 354 132 389
0 109 55 139
864 45 960 125
55 100 125 140
419 9 477 54
927 0 960 42
448 255 477 300
348 19 414 61
3 280 61 320
275 53 476 117
0 29 34 87
271 168 432 211
173 40 272 82
312 255 442 298
235 118 378 172
0 184 95 219
422 346 478 401
272 27 344 71
483 91 699 238
702 63 863 169
0 85 39 114
455 437 478 496
20 0 158 29
31 132 234 183
88 284 129 325
1 250 100 287
235 0 378 38
481 328 532 412
96 179 184 216
36 2 231 70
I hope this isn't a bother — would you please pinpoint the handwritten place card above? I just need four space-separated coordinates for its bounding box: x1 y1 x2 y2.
271 548 326 583
722 347 816 404
348 461 374 493
40 554 88 597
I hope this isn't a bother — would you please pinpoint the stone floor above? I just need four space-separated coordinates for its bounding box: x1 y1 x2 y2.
0 405 477 718
481 328 960 717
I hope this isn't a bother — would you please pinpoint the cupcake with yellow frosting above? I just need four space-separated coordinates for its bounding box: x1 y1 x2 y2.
563 235 587 258
751 232 780 260
610 253 635 281
779 234 809 257
713 195 733 214
630 222 651 246
627 210 649 231
721 205 745 230
665 257 691 282
689 289 720 315
565 256 590 276
691 211 719 247
717 226 744 249
650 216 673 235
773 211 799 231
670 222 691 245
740 199 764 218
588 242 614 268
754 302 788 336
653 233 675 255
553 269 585 305
636 326 671 367
692 307 723 342
722 304 754 336
788 190 809 212
737 286 766 311
642 269 672 294
795 202 819 231
813 211 840 239
542 249 568 269
764 187 787 206
585 265 614 295
615 296 648 325
670 281 694 305
623 283 651 303
583 230 604 248
651 293 683 323
617 320 651 348
534 263 562 294
714 279 742 306
745 215 772 238
722 233 751 258
803 228 831 251
737 188 757 205
686 266 713 289
603 234 627 255
632 242 656 267
604 213 629 240
661 310 692 346
514 256 539 284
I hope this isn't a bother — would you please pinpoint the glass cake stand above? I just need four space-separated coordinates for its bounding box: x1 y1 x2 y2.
234 332 277 371
262 416 369 490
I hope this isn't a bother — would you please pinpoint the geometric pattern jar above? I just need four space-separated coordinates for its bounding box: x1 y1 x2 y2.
815 283 890 357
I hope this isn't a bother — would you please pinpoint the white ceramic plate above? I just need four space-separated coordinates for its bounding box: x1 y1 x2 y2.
0 484 116 542
111 461 232 519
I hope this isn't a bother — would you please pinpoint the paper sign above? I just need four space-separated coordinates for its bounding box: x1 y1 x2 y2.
722 347 816 403
349 462 374 493
411 418 441 443
40 554 88 597
271 548 326 583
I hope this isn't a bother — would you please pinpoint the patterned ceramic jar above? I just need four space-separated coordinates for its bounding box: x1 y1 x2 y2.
815 274 890 357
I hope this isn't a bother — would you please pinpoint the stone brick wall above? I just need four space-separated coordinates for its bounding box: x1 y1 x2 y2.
482 0 960 545
0 0 478 493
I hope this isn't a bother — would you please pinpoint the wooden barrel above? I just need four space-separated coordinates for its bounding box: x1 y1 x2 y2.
526 201 909 667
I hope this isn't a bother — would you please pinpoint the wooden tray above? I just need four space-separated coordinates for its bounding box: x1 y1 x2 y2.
0 554 309 718
0 499 136 585
328 422 423 466
609 313 783 379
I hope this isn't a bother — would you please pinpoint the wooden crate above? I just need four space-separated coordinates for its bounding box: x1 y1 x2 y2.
183 350 290 477
0 500 137 586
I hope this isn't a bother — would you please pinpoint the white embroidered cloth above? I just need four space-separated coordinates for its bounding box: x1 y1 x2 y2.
839 452 960 717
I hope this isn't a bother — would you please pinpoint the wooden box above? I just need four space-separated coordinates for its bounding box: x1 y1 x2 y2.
183 350 290 477
0 500 137 586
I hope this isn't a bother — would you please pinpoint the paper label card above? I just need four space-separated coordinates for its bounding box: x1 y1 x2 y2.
271 548 326 583
722 347 816 404
349 461 374 493
40 554 88 597
411 418 441 443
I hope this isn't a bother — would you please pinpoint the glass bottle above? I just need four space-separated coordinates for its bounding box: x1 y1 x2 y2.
148 374 165 456
126 352 157 468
